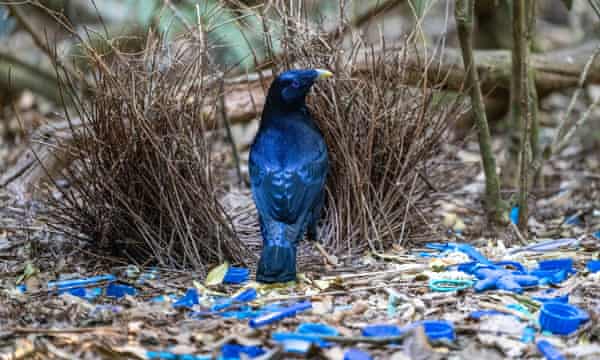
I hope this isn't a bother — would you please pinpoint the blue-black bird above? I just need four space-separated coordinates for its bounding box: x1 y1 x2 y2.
249 69 332 283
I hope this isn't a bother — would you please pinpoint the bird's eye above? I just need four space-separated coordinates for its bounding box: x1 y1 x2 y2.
291 79 301 88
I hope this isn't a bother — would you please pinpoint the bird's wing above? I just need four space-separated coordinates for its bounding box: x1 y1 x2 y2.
249 146 327 225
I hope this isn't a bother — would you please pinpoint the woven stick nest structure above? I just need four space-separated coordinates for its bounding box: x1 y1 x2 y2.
46 13 467 274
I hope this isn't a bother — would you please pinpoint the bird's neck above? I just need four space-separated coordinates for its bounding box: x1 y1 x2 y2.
261 98 312 128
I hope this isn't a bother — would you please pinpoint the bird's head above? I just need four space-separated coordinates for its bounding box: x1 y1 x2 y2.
266 69 333 109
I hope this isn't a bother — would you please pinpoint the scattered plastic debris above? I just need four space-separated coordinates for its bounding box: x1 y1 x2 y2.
220 344 265 359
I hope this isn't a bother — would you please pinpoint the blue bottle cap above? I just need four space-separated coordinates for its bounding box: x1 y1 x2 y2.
344 348 373 360
587 260 600 273
539 302 589 335
361 324 403 337
537 339 566 360
417 320 455 341
297 323 339 336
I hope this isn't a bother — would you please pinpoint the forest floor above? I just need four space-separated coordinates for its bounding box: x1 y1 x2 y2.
0 89 599 360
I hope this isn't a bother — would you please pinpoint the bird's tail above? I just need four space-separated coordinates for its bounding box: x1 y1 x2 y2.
256 220 299 283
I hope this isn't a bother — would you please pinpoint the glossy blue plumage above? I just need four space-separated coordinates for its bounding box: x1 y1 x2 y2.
250 69 330 283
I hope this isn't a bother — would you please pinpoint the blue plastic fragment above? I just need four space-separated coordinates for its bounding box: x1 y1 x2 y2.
48 274 116 290
510 206 520 225
223 267 250 284
146 351 211 360
173 288 200 308
105 283 137 298
469 310 506 319
344 348 373 360
594 231 600 240
537 339 566 360
272 332 330 348
429 279 474 292
587 260 600 273
362 324 403 337
297 323 339 336
426 242 492 265
138 267 159 284
564 214 581 226
412 320 455 342
521 326 536 343
538 259 574 273
16 284 27 293
249 301 312 328
61 287 102 300
212 288 258 312
220 343 265 359
533 289 569 304
539 302 589 335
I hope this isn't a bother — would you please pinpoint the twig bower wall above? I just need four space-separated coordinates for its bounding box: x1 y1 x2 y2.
48 26 466 275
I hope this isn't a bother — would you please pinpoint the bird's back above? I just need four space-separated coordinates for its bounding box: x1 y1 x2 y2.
249 109 328 225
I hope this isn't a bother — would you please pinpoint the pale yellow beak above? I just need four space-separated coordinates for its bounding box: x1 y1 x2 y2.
316 69 334 80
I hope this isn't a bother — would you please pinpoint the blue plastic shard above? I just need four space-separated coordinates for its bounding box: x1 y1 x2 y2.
16 284 27 293
469 310 517 319
297 322 339 336
510 206 520 225
521 326 536 343
223 267 250 284
409 320 455 342
48 274 116 290
61 287 102 300
587 260 600 273
212 288 257 312
344 348 373 360
173 288 200 308
146 351 211 360
594 231 600 240
564 214 581 226
105 283 137 298
362 324 402 337
537 340 566 360
249 301 312 328
272 332 330 348
220 343 265 359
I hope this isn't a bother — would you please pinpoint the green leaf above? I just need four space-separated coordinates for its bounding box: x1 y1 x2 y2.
205 262 229 287
16 263 38 285
561 0 574 10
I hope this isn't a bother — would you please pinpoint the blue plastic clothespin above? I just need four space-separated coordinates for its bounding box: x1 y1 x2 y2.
249 301 312 328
